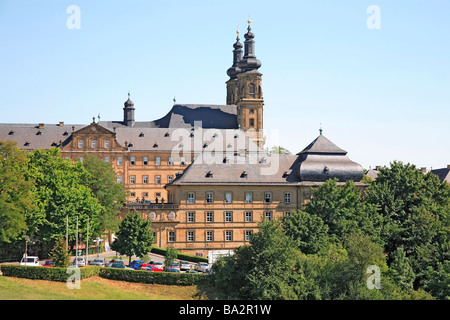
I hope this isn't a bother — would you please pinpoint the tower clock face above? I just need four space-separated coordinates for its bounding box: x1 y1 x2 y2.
91 126 97 131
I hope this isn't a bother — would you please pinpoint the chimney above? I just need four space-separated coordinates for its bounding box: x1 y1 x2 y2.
59 121 64 127
38 123 44 129
375 166 381 171
447 165 450 169
421 167 427 173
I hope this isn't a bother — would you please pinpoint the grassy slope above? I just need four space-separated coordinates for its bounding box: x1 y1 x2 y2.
0 276 208 300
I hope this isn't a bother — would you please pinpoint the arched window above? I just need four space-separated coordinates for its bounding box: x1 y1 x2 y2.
249 83 256 97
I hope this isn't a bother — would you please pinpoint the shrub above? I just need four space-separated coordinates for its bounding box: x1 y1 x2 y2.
99 268 207 286
0 265 101 282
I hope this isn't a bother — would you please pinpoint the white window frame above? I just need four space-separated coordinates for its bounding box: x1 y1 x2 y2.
187 193 195 204
206 192 213 204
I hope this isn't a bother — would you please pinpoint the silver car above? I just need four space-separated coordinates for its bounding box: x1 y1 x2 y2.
195 262 210 273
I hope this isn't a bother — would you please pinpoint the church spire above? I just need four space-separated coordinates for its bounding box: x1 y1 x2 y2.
237 19 262 72
226 29 243 80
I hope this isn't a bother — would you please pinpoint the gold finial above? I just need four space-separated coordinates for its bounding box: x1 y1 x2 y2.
237 25 239 34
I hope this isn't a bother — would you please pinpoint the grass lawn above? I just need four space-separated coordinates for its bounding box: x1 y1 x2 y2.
0 276 209 300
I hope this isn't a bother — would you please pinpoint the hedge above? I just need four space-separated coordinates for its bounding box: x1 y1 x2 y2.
0 265 101 282
99 268 207 286
150 247 208 263
0 264 206 286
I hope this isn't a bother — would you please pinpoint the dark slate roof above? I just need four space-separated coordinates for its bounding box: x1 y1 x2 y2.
365 168 380 180
295 134 363 182
171 153 300 185
431 167 450 184
171 135 366 186
0 123 85 150
297 134 347 155
0 123 260 154
113 127 260 153
100 104 238 129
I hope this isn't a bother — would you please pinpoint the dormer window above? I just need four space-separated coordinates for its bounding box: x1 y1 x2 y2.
24 141 30 146
8 130 14 135
139 132 144 137
241 171 248 178
206 171 213 178
164 132 169 137
153 143 158 148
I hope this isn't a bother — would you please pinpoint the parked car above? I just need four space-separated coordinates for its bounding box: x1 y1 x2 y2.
88 259 105 267
73 257 86 267
144 264 163 272
168 262 180 271
180 261 191 271
187 270 198 273
150 261 165 269
108 262 132 270
130 260 144 270
195 262 209 273
42 260 53 267
20 256 40 266
167 268 180 273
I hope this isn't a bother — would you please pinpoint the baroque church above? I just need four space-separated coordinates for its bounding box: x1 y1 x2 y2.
0 21 365 256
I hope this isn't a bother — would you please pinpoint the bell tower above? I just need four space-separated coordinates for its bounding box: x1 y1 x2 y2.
235 20 264 147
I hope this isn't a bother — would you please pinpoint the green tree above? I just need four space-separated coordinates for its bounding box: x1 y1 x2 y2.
25 148 103 253
305 179 384 245
165 247 178 270
268 145 292 155
364 161 450 292
49 237 70 268
111 212 154 265
82 154 128 233
282 210 330 254
0 141 35 243
389 247 415 292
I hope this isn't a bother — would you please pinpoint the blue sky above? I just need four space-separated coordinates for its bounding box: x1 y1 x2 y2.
0 0 449 170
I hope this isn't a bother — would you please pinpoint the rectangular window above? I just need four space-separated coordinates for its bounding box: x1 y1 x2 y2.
143 157 148 165
155 176 161 184
168 157 173 166
168 231 176 242
117 157 123 166
130 192 136 197
245 192 252 203
78 140 84 148
245 211 253 222
91 140 97 148
225 192 232 203
206 231 214 242
187 212 195 223
264 192 272 204
79 156 83 162
206 192 213 204
142 192 148 198
245 230 253 241
284 211 292 217
225 231 233 242
130 176 136 184
187 193 195 204
285 193 291 204
130 157 135 165
168 175 174 183
187 231 195 242
249 118 255 127
225 211 233 222
264 211 273 221
155 157 161 166
104 140 110 148
117 176 122 184
104 157 109 163
180 157 186 165
206 212 214 223
143 175 148 184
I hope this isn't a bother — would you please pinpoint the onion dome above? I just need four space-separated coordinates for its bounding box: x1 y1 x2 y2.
237 20 262 72
227 30 243 79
